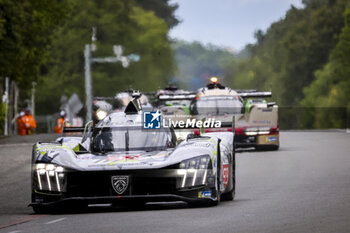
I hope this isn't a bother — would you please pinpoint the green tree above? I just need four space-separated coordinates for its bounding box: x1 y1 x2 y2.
302 6 350 128
0 0 72 88
173 40 237 90
227 0 346 104
224 0 348 128
136 0 179 28
36 0 176 115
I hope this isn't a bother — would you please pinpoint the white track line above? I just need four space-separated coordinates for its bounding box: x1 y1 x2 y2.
45 218 66 225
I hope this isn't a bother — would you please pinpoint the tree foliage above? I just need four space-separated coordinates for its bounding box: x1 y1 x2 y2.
173 40 236 90
302 6 350 128
136 0 179 28
224 0 348 128
36 0 176 115
226 0 346 106
0 0 72 88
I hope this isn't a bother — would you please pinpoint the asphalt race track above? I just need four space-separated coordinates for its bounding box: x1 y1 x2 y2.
0 131 349 233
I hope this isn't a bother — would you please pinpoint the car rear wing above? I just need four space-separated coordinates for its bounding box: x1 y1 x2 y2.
95 91 143 101
62 126 85 133
236 90 272 98
158 93 196 101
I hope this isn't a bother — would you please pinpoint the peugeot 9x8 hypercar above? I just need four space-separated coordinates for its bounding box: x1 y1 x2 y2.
30 97 235 213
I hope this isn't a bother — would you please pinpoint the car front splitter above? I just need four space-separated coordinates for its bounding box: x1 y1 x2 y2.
29 194 216 207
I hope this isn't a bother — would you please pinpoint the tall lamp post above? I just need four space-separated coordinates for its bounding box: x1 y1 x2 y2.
84 28 140 122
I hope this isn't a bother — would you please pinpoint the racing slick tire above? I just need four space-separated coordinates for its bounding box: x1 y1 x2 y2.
220 149 235 201
209 139 223 206
206 140 223 206
220 188 234 201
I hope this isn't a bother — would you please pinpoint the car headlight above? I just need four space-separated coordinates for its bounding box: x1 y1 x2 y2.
33 163 66 192
96 109 108 120
177 155 212 189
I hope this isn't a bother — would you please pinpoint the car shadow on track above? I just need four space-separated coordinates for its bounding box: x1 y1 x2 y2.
235 148 256 153
29 200 238 215
30 202 191 215
235 147 284 153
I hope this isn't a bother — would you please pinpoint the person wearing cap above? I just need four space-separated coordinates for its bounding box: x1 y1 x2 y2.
16 111 26 136
23 108 37 135
54 110 67 134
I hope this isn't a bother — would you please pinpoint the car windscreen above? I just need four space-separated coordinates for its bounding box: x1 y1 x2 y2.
193 96 243 115
91 126 171 153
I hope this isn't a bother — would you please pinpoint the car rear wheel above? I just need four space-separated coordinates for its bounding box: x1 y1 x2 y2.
208 156 222 206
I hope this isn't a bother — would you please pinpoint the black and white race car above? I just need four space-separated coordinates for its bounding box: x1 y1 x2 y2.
190 77 279 150
29 98 236 213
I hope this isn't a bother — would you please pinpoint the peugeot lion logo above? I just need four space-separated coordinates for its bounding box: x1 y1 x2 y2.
111 176 129 195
